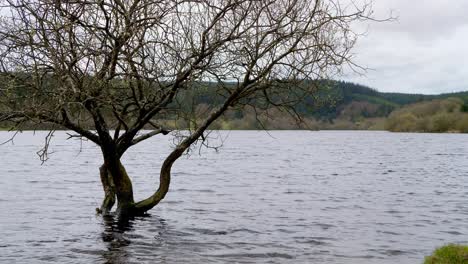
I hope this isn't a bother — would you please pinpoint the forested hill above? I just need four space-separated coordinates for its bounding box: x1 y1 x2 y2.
306 80 468 120
171 80 468 130
177 80 468 121
2 77 468 131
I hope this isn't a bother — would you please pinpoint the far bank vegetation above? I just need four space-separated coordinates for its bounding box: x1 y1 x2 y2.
385 98 468 133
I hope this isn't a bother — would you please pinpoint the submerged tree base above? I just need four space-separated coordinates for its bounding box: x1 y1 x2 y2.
424 244 468 264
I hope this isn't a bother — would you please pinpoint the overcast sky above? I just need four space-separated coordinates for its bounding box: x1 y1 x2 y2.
342 0 468 94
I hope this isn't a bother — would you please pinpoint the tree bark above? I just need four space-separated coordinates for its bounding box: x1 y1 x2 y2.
97 159 138 217
99 164 116 215
133 147 184 214
106 159 135 216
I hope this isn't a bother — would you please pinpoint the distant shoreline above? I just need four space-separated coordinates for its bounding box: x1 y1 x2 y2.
1 127 467 134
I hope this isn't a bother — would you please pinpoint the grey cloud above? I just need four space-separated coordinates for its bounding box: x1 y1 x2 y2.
370 0 468 40
343 0 468 94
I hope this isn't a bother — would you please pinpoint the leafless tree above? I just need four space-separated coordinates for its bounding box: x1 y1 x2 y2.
0 0 374 217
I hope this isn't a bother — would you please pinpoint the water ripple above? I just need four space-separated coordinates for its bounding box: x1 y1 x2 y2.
1 131 468 264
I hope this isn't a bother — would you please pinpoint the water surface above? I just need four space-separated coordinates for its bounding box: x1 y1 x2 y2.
1 131 467 263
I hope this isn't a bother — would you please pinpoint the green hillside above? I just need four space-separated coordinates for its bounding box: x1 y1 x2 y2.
2 77 468 131
305 80 468 120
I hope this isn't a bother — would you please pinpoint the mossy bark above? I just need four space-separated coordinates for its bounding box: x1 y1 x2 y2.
106 159 135 216
97 154 137 217
133 147 184 214
99 164 116 215
97 156 174 216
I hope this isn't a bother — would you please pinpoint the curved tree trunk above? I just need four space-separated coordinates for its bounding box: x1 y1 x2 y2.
133 147 184 214
132 96 236 215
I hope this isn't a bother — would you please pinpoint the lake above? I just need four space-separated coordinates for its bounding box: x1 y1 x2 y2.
0 131 467 263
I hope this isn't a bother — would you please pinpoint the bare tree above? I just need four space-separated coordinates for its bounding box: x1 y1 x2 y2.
0 0 374 217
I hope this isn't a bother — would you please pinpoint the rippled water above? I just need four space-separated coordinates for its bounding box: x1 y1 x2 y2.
1 131 467 263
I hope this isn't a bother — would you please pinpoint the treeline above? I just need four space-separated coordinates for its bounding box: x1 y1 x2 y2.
385 98 468 132
175 80 444 122
201 96 468 132
3 76 468 132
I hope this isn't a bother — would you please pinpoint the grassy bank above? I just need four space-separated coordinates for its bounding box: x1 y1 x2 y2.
424 244 468 264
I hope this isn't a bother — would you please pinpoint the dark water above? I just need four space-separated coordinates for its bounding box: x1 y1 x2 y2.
1 131 467 264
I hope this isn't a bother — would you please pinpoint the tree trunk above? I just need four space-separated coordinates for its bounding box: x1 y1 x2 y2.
105 159 136 216
133 160 171 214
133 147 184 214
99 164 116 215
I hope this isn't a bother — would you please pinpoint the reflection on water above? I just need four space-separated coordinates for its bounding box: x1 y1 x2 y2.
1 131 468 264
101 215 134 264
